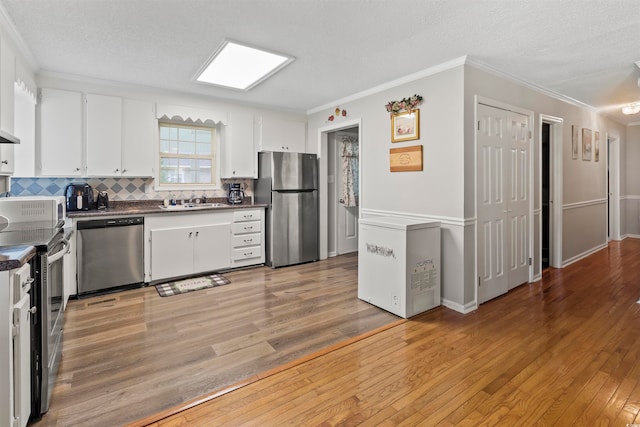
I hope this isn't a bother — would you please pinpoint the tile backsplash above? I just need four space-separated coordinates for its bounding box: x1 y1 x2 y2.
10 177 253 201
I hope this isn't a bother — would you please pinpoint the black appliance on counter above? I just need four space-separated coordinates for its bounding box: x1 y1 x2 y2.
96 191 109 210
64 183 94 211
227 183 244 204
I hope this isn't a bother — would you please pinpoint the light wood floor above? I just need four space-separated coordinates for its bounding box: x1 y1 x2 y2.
134 240 640 426
28 253 400 427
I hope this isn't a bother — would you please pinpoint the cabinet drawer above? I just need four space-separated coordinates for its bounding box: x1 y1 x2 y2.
231 246 262 261
232 221 262 234
233 209 263 222
232 233 262 248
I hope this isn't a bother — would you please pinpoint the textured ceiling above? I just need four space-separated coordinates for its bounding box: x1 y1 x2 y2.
2 0 639 124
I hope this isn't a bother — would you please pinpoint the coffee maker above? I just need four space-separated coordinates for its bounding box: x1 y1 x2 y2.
227 183 244 205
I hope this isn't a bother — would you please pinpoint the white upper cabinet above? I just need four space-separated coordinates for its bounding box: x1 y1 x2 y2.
39 88 83 176
86 94 154 177
220 110 256 178
0 37 15 175
122 99 155 177
256 115 306 153
86 94 123 176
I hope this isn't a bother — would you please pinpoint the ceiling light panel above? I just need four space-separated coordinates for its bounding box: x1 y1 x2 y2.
195 40 294 91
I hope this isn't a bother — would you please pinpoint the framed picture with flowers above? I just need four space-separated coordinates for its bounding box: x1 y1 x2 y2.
391 110 420 142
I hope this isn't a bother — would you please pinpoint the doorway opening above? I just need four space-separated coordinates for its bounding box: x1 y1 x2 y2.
539 114 563 271
607 134 620 241
317 118 362 261
327 127 359 257
542 123 550 269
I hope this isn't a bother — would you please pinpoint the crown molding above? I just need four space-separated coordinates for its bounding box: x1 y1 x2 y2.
464 57 598 112
0 1 38 70
307 56 468 115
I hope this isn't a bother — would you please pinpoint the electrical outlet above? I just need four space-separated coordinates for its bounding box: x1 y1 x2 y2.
392 295 399 306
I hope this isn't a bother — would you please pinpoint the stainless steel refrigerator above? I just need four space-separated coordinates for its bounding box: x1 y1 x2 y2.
255 151 319 267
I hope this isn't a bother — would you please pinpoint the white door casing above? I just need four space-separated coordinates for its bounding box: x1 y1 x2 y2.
335 131 359 254
477 103 531 304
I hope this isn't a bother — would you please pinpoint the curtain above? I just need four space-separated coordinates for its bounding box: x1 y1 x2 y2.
341 136 359 207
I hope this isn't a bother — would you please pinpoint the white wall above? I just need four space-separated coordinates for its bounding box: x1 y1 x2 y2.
624 125 640 237
308 59 629 313
464 65 626 274
308 65 469 312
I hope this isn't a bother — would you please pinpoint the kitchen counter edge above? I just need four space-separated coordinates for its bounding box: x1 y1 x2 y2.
66 202 268 219
0 245 36 272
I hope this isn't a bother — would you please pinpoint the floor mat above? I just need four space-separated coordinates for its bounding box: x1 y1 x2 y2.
155 274 230 297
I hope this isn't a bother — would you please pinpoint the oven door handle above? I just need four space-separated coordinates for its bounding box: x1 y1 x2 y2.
47 239 70 265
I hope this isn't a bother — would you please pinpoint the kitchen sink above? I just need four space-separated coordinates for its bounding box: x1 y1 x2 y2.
159 202 229 210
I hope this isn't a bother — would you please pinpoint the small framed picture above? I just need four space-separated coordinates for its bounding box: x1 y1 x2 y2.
391 110 420 142
594 131 600 162
582 128 592 161
572 125 579 160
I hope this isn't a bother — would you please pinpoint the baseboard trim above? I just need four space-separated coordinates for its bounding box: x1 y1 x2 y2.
562 242 608 267
441 299 477 314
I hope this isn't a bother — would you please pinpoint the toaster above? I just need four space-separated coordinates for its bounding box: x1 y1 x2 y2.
65 183 95 211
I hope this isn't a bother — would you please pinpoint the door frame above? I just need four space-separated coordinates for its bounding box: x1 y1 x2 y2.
607 133 621 241
475 96 534 305
539 114 563 269
316 118 362 260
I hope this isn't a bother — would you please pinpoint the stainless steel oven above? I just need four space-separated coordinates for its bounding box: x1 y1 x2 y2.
0 196 68 420
32 229 68 416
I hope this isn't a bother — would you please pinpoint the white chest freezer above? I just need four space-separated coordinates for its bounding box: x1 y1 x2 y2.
358 217 440 318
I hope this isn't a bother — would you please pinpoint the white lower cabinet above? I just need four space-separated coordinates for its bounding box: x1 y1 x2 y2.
149 220 231 282
144 208 266 283
230 209 264 267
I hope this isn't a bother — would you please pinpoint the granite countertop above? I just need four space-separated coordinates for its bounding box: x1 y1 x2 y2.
0 245 36 271
66 199 267 218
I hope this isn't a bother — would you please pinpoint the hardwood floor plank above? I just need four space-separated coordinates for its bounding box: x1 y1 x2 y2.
29 254 399 427
30 241 640 426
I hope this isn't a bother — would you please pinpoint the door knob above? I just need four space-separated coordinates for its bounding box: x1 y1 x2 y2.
339 199 344 204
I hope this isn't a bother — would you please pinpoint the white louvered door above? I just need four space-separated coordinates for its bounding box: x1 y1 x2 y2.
477 103 530 304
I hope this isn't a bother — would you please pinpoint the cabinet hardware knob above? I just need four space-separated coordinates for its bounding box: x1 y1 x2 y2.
189 232 193 237
114 168 119 172
75 167 80 171
196 231 199 237
244 252 252 256
122 168 127 173
1 160 7 165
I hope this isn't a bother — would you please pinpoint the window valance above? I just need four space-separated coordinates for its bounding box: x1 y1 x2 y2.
156 103 228 126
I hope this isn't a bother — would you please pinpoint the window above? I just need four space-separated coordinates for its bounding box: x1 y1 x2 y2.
158 122 216 187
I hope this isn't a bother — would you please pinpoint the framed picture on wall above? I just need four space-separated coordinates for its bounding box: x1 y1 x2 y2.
572 125 579 160
582 128 592 161
391 110 420 142
594 131 600 162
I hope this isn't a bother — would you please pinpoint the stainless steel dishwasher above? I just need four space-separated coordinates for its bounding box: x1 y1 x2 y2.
77 216 144 295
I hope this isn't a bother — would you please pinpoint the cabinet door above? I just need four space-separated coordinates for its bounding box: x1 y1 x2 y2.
13 294 31 427
221 111 256 178
257 116 306 152
39 88 83 176
86 94 123 176
122 99 154 177
150 227 194 281
193 223 230 273
0 38 15 175
0 144 13 175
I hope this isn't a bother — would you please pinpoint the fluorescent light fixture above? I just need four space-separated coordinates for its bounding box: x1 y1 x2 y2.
195 40 294 91
622 102 640 115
